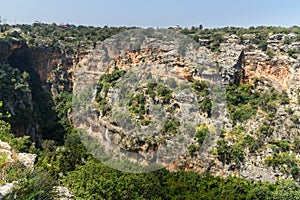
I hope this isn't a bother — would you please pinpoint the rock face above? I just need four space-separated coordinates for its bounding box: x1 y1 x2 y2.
242 50 293 90
72 32 213 171
2 29 300 182
216 34 300 92
0 140 36 170
68 31 300 180
16 153 37 169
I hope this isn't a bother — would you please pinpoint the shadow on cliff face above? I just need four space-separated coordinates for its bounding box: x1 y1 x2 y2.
8 47 66 145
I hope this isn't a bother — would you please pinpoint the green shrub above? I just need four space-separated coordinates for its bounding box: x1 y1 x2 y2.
291 166 300 180
266 152 298 168
292 115 299 124
258 40 268 51
0 153 8 169
196 125 209 146
229 144 245 164
216 139 245 165
272 179 300 200
266 50 275 58
258 124 274 137
146 83 172 104
192 80 212 116
288 49 299 59
297 88 300 104
226 84 261 122
8 168 58 200
243 135 259 153
232 104 256 122
270 139 291 152
293 137 300 154
5 162 26 183
188 144 196 156
161 118 180 135
280 90 290 105
129 92 146 118
246 183 273 200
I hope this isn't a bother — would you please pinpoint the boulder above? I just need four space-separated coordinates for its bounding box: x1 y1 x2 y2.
0 141 11 150
55 186 73 200
0 183 14 199
17 153 37 169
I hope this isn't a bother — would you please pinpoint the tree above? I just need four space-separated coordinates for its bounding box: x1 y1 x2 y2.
272 179 300 200
246 183 273 200
196 124 209 145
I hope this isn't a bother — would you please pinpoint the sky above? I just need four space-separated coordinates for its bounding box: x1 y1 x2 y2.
0 0 300 28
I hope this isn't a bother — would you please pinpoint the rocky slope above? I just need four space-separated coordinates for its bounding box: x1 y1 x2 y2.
2 26 300 183
73 30 300 181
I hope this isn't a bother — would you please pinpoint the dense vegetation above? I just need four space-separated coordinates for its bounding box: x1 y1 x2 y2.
0 23 130 55
179 25 300 52
62 158 300 200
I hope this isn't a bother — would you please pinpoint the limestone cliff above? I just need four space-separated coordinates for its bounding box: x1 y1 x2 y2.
2 27 300 182
71 30 300 181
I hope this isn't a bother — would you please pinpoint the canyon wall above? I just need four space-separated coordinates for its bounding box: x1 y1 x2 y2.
2 30 300 182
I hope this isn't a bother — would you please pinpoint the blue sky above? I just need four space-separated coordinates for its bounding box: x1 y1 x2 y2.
1 0 300 28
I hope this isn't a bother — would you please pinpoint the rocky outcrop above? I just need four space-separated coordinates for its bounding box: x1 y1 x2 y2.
0 183 14 199
16 153 37 169
0 38 24 63
211 33 300 93
72 32 224 172
0 140 36 170
242 50 293 90
55 186 73 200
217 43 246 85
0 140 36 198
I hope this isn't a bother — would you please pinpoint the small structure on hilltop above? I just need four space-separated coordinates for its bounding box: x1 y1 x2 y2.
169 25 181 30
58 23 71 28
32 21 42 25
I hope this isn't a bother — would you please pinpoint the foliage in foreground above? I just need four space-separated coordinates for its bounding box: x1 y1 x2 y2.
5 168 58 200
61 158 300 200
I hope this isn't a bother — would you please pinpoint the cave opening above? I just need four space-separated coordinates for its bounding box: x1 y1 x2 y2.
7 47 66 146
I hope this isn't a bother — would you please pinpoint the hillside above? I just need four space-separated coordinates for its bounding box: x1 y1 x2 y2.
1 23 300 199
